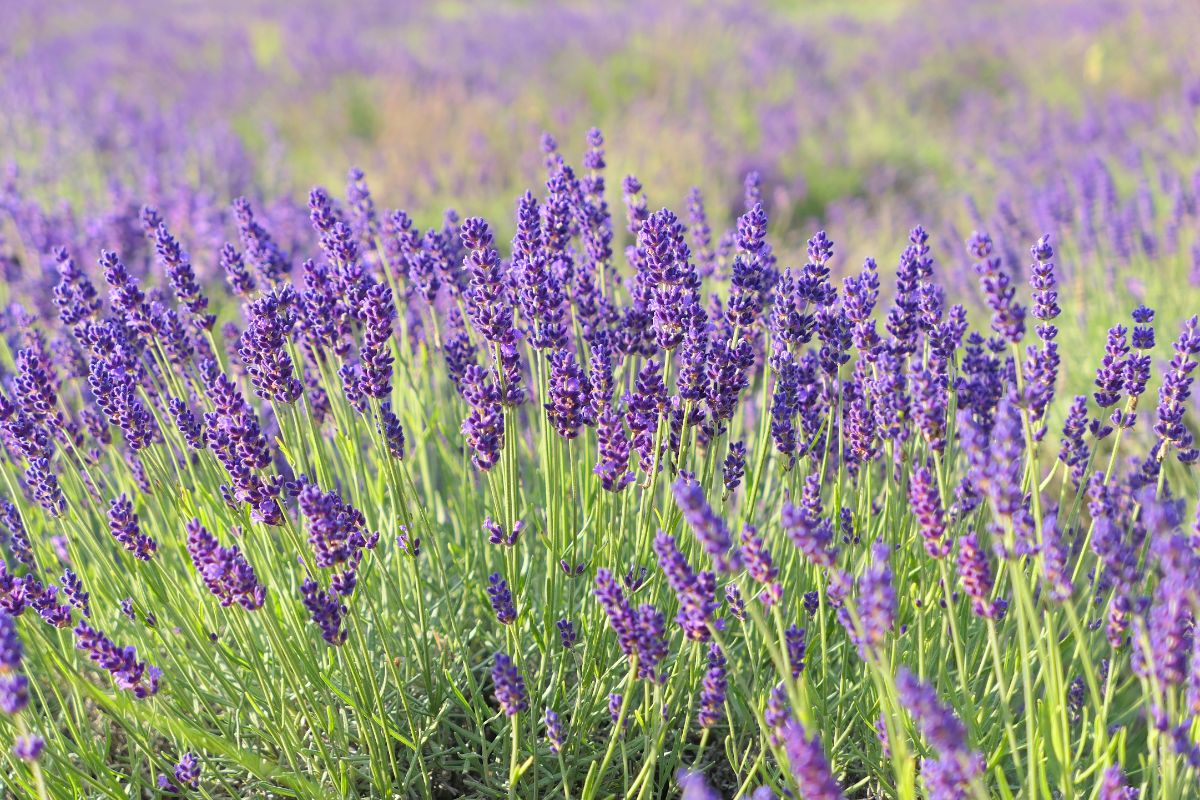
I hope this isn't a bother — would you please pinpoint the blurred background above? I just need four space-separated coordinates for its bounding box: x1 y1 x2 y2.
3 0 1200 396
4 0 1197 232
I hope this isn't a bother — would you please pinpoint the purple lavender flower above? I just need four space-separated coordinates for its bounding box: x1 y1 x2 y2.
0 611 27 714
1029 235 1060 332
741 525 782 608
1097 766 1138 800
396 527 421 559
359 281 396 400
557 619 577 649
239 288 303 404
677 770 721 800
385 210 426 293
233 197 289 284
487 573 517 625
970 400 1026 533
12 735 43 761
512 193 566 352
770 268 816 350
686 188 715 277
27 580 70 628
909 467 949 558
844 390 878 471
706 337 754 431
61 569 89 618
1040 510 1074 602
622 175 649 236
895 668 968 753
300 578 347 646
968 231 1025 344
673 476 740 572
25 458 64 517
922 752 986 800
546 348 590 440
545 708 564 754
854 542 895 657
844 257 881 350
108 496 156 561
299 258 344 355
52 246 100 328
379 403 405 460
1059 395 1091 486
14 345 57 424
780 719 846 800
727 221 768 329
220 242 255 297
576 128 613 308
174 752 200 790
168 398 206 450
99 250 153 338
632 603 668 682
1090 491 1138 593
956 533 998 619
152 219 214 329
1134 563 1190 689
73 621 161 697
744 171 763 209
459 364 505 471
185 519 265 611
484 517 524 548
625 359 667 475
1154 316 1200 463
816 306 852 378
461 218 525 406
871 350 909 443
594 569 638 656
345 167 378 252
298 483 375 569
677 306 710 404
786 624 807 678
725 584 746 621
587 337 615 420
697 643 727 729
639 208 698 350
1190 622 1200 715
722 441 747 495
764 683 791 745
886 240 922 357
492 651 528 716
0 500 30 570
801 592 820 618
771 351 801 467
609 693 626 730
460 217 509 337
653 532 708 631
1093 325 1129 409
782 476 836 569
542 165 577 259
594 404 634 492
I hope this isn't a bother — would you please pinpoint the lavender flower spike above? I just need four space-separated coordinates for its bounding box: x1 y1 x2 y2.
780 719 846 800
673 476 741 572
0 611 28 715
492 652 528 716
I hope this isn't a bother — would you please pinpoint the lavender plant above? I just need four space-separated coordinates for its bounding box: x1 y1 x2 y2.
1 15 1200 788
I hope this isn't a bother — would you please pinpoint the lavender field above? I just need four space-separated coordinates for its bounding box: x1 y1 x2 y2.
2 1 1200 798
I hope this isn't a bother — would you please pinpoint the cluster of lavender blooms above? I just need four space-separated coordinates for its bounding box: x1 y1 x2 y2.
0 122 1195 800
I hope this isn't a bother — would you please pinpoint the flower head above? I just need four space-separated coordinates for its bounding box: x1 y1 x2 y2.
492 652 528 716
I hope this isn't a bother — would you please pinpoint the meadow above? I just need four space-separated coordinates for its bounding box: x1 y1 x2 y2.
1 1 1200 798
